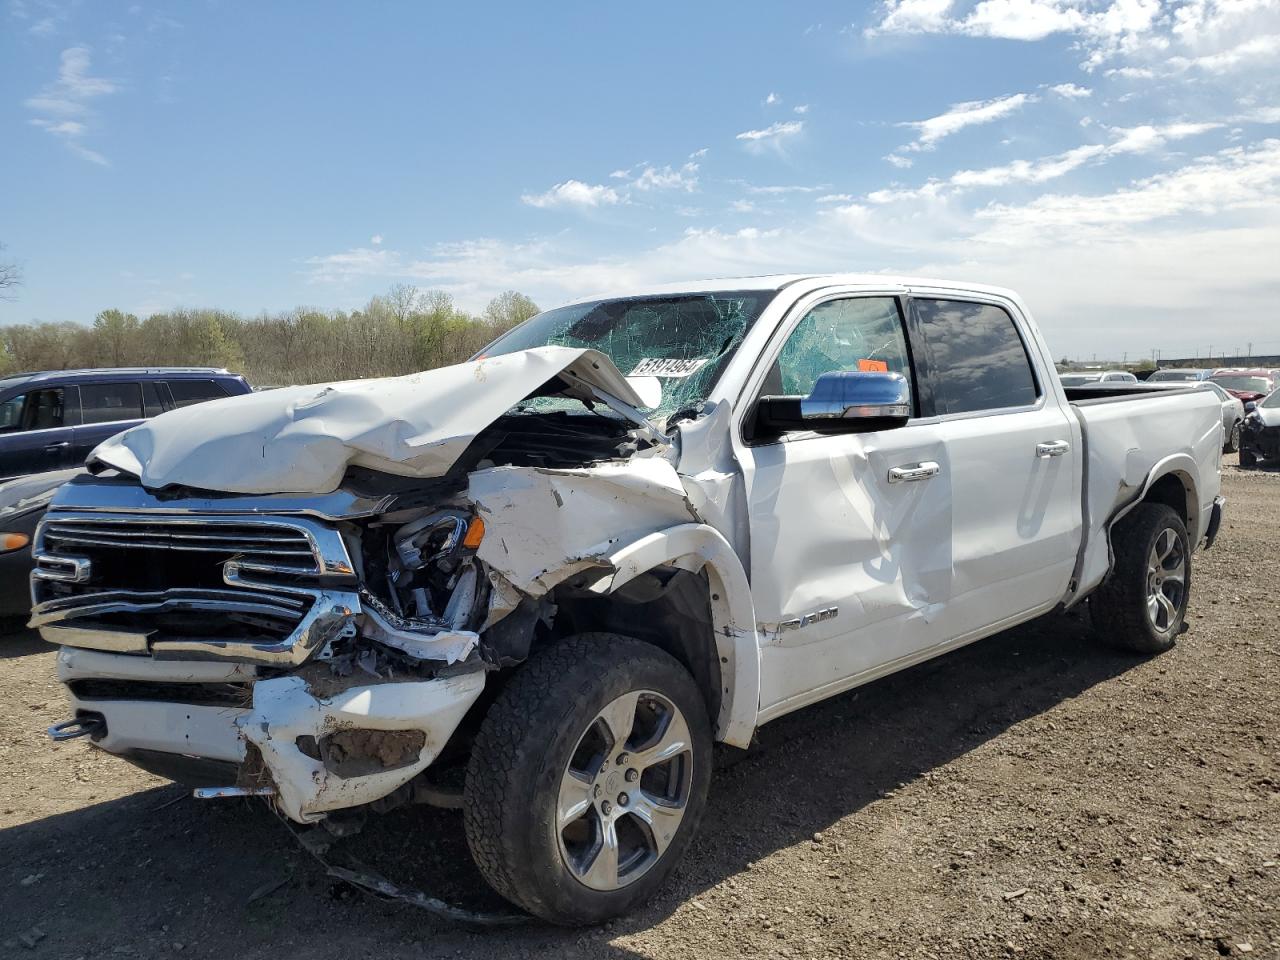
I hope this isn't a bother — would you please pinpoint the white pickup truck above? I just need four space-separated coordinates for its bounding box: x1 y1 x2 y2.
34 275 1225 924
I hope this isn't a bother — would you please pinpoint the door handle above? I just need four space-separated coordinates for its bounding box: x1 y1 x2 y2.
1036 440 1071 458
43 442 70 452
888 461 940 483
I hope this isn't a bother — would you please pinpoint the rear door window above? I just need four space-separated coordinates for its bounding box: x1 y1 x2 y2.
80 382 145 425
164 379 229 408
913 299 1039 415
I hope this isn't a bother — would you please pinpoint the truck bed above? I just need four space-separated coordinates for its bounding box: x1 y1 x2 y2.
1066 384 1223 603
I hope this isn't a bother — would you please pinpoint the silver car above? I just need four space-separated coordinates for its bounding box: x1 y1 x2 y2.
1148 380 1245 452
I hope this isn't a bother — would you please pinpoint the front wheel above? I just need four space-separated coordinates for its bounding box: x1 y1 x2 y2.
463 634 712 925
1091 503 1190 654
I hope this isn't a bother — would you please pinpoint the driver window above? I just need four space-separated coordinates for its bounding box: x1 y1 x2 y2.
0 389 65 433
769 296 912 405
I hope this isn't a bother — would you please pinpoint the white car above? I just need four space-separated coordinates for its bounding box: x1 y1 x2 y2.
1144 379 1245 452
1058 370 1138 387
34 275 1225 924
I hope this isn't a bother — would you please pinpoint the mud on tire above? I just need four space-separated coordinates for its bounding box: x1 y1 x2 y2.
463 633 713 925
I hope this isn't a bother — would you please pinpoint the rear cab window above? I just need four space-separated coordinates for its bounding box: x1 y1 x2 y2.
911 298 1039 416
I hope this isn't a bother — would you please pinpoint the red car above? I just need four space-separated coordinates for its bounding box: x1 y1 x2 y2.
1209 369 1279 405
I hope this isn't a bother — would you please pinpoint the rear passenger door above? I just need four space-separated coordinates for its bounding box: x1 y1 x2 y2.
909 295 1081 640
70 381 150 464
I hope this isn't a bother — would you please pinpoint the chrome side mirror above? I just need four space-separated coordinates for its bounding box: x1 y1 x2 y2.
800 371 910 421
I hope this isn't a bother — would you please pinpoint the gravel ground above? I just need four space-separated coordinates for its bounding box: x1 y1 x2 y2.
1 461 1277 959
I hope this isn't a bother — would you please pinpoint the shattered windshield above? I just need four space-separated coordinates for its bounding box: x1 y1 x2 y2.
482 291 776 423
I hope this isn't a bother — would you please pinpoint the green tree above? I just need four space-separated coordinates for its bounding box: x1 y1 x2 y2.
93 309 141 366
483 290 540 331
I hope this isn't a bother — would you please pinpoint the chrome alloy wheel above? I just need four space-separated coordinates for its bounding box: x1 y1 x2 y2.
1146 527 1186 633
556 690 694 892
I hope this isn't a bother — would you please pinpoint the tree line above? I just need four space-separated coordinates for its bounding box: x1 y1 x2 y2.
0 285 541 386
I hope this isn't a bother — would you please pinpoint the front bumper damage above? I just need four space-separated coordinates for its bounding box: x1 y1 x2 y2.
1241 419 1280 462
242 669 485 822
54 645 487 823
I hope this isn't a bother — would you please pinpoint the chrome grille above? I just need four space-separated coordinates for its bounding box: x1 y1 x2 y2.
40 517 320 573
31 511 359 666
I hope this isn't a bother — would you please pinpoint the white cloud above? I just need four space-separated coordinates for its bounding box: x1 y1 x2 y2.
794 104 810 114
302 246 403 284
883 120 1221 196
817 193 856 202
885 153 915 168
897 93 1034 151
973 139 1280 241
521 179 621 209
1106 121 1222 153
1167 33 1280 72
689 147 710 159
299 137 1280 357
370 234 383 245
632 162 699 192
1050 82 1092 98
866 0 1277 77
730 199 756 213
736 120 804 144
746 184 825 194
866 0 956 35
962 0 1086 40
24 45 118 165
765 92 781 105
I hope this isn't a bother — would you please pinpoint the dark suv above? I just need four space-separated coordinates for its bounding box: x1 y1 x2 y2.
0 367 252 481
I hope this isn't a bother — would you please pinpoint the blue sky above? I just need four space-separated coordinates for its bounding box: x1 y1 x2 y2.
2 0 1278 360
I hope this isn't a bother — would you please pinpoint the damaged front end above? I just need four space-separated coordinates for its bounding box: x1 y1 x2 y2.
34 348 685 824
33 486 507 822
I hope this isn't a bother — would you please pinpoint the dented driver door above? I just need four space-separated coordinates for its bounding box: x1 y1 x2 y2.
734 292 956 721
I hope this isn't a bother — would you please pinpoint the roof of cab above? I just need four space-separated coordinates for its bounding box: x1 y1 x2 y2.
566 273 1022 306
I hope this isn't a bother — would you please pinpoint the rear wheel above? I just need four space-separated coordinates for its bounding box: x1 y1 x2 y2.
1091 503 1189 654
463 634 712 925
1225 421 1241 453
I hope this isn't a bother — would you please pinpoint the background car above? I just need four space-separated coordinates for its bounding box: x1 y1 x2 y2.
1240 387 1280 467
1207 369 1277 406
1145 380 1245 452
0 467 83 620
1147 368 1214 383
1059 370 1139 387
0 367 252 482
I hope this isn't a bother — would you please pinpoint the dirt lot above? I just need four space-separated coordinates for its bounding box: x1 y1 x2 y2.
1 462 1277 959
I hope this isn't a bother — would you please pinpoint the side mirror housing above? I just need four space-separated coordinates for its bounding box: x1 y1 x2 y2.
753 371 911 437
1244 400 1257 413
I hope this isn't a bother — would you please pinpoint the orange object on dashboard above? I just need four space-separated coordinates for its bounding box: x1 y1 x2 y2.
857 359 889 372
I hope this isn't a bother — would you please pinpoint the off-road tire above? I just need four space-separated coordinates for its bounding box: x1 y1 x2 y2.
1225 421 1241 454
463 633 713 925
1239 448 1257 467
1091 503 1189 654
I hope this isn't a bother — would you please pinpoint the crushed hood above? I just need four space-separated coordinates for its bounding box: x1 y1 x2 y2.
89 347 650 495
